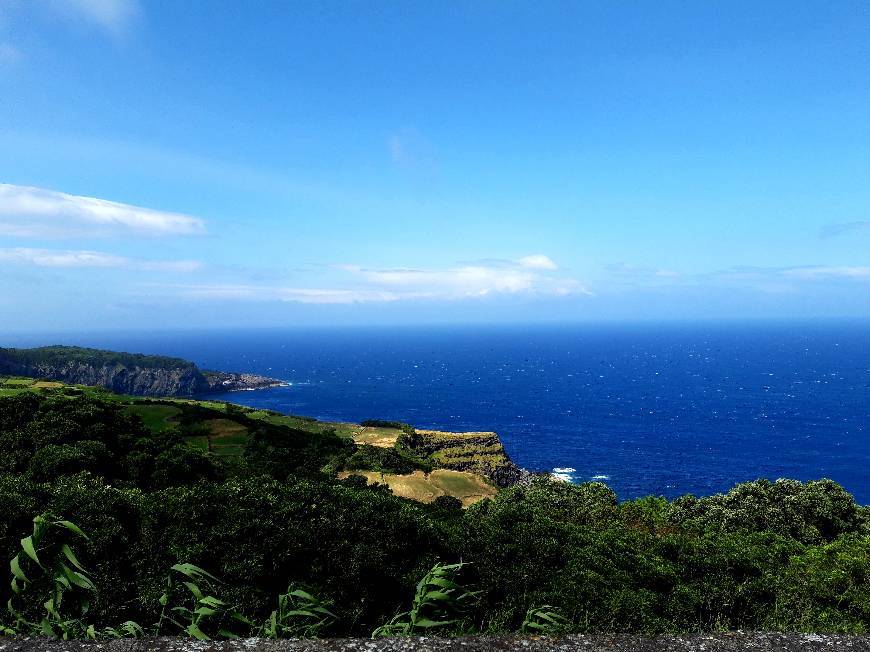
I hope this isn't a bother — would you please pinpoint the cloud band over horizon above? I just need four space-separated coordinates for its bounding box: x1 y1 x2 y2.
0 183 206 238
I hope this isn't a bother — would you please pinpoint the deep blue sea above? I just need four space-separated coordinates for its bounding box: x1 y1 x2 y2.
8 322 869 503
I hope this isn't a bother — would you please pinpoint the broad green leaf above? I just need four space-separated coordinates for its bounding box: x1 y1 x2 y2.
56 521 89 540
61 544 87 572
413 617 455 628
186 623 210 641
288 589 315 600
182 581 204 600
20 536 39 565
10 555 28 583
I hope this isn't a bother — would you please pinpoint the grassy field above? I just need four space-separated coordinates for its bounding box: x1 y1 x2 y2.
338 469 497 507
201 418 250 455
1 377 67 397
125 404 182 432
350 426 403 447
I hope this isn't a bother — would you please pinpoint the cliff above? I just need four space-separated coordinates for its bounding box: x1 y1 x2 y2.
0 346 284 397
403 428 531 487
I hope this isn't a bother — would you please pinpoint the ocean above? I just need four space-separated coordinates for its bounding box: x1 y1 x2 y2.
8 322 869 503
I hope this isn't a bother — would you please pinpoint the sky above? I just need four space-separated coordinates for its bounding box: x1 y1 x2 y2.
0 0 868 332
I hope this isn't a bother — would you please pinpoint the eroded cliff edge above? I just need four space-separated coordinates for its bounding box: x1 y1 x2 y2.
0 346 285 397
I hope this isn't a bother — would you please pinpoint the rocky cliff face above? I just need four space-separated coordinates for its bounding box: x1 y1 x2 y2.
0 359 209 396
0 347 285 397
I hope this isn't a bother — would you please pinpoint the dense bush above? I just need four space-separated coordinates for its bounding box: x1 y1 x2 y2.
667 478 869 544
0 346 194 371
0 392 868 637
336 443 432 475
0 393 216 490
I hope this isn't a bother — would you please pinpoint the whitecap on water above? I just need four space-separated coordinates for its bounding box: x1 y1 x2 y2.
591 474 610 480
551 467 576 482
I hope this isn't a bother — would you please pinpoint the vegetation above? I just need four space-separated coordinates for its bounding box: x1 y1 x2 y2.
0 379 868 639
0 346 195 371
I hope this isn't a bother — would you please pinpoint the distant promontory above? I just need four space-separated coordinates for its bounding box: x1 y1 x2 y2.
0 345 286 397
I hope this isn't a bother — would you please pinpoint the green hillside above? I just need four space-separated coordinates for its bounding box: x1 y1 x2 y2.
0 375 868 640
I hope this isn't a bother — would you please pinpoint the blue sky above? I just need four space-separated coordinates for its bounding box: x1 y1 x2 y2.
0 0 868 331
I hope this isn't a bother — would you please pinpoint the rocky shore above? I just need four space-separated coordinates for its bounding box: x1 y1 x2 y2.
202 371 289 393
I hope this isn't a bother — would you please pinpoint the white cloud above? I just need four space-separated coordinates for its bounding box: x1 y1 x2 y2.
0 247 202 273
518 254 558 270
782 266 870 280
172 285 403 304
0 184 206 238
352 265 538 296
168 255 588 304
48 0 140 36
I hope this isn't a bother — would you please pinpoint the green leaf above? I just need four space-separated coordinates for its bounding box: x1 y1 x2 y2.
10 555 28 583
217 629 240 639
56 521 89 540
173 563 220 584
20 536 39 566
182 581 204 600
288 589 315 600
186 623 210 641
120 621 145 637
232 612 255 627
60 544 87 573
413 617 455 628
64 567 96 591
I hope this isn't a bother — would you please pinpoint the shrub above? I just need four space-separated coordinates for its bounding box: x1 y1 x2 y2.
667 478 865 544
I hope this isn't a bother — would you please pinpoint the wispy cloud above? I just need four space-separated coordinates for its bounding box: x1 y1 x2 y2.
518 254 558 270
0 247 202 273
48 0 140 37
782 265 870 280
0 43 21 67
170 285 403 304
819 221 870 239
340 255 586 299
163 255 587 304
388 127 436 172
0 184 206 238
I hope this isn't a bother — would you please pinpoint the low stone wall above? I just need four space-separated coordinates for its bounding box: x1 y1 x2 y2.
2 634 869 652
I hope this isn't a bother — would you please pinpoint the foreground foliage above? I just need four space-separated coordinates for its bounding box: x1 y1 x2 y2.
0 390 868 638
